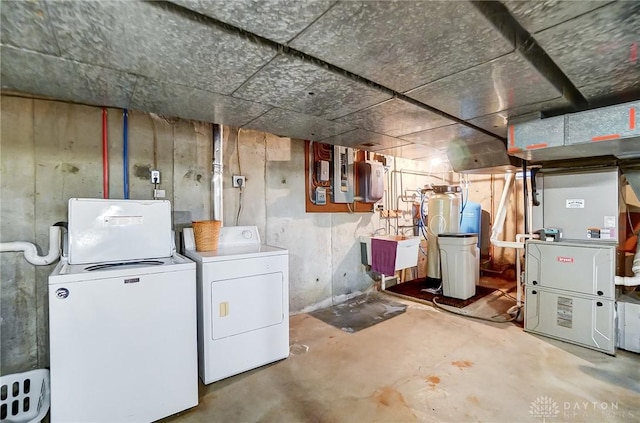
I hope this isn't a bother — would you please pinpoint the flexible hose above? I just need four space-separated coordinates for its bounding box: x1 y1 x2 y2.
432 294 519 323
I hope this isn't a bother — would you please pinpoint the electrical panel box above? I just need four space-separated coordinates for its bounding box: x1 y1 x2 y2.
332 146 354 203
356 160 384 203
524 240 616 355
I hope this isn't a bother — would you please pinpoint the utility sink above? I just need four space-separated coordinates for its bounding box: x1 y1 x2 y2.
359 235 421 271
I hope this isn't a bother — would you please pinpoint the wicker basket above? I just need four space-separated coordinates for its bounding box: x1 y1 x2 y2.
192 220 221 251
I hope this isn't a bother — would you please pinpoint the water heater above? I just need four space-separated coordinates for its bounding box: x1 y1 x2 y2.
357 160 384 203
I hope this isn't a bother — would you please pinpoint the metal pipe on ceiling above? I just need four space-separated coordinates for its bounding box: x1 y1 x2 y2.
154 0 505 143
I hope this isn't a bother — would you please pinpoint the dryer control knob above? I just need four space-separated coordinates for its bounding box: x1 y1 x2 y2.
242 230 252 239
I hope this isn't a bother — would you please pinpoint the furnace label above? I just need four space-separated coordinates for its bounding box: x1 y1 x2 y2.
566 199 585 208
557 256 574 263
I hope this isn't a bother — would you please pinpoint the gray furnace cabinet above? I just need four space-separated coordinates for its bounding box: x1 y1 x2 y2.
524 240 616 355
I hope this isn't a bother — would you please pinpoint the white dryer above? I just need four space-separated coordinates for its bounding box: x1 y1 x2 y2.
183 226 289 384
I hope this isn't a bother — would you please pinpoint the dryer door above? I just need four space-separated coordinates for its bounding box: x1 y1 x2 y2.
211 272 284 340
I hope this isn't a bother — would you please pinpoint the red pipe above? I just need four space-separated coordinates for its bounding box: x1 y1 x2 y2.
102 108 109 199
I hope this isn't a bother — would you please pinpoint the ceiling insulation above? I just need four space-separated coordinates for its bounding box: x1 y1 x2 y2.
1 0 638 169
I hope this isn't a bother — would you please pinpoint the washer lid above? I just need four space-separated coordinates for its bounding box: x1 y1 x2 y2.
67 198 174 264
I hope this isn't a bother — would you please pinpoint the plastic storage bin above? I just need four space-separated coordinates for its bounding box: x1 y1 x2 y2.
0 369 50 423
438 233 479 300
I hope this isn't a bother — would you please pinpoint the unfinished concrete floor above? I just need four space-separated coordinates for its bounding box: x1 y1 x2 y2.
164 288 639 423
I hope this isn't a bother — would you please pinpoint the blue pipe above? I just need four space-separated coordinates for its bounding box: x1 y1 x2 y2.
123 109 129 199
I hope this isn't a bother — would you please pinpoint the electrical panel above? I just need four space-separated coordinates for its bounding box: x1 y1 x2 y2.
332 146 354 203
306 141 383 212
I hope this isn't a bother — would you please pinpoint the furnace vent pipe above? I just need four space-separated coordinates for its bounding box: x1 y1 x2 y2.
615 241 640 286
0 226 62 265
490 173 539 250
490 173 539 309
211 124 223 223
490 173 521 249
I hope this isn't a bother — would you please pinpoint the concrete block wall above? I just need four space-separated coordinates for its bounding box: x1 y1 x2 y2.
222 129 519 312
0 95 211 374
0 95 519 375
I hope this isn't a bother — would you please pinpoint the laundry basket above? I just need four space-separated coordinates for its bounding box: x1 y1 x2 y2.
0 369 50 423
192 220 221 251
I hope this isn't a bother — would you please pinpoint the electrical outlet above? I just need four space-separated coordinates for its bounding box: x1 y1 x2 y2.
151 170 160 184
232 175 245 188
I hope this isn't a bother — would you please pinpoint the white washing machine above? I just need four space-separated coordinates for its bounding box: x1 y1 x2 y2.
183 226 289 384
48 199 198 422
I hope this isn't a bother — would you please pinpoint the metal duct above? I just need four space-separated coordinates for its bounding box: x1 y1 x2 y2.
211 124 223 224
447 137 522 174
509 101 640 162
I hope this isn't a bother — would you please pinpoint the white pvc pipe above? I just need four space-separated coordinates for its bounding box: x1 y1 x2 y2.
490 173 543 309
0 226 61 265
490 173 520 248
615 240 640 286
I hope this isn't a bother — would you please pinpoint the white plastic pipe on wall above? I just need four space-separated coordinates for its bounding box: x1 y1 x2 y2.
490 173 523 249
0 226 61 265
490 173 541 309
